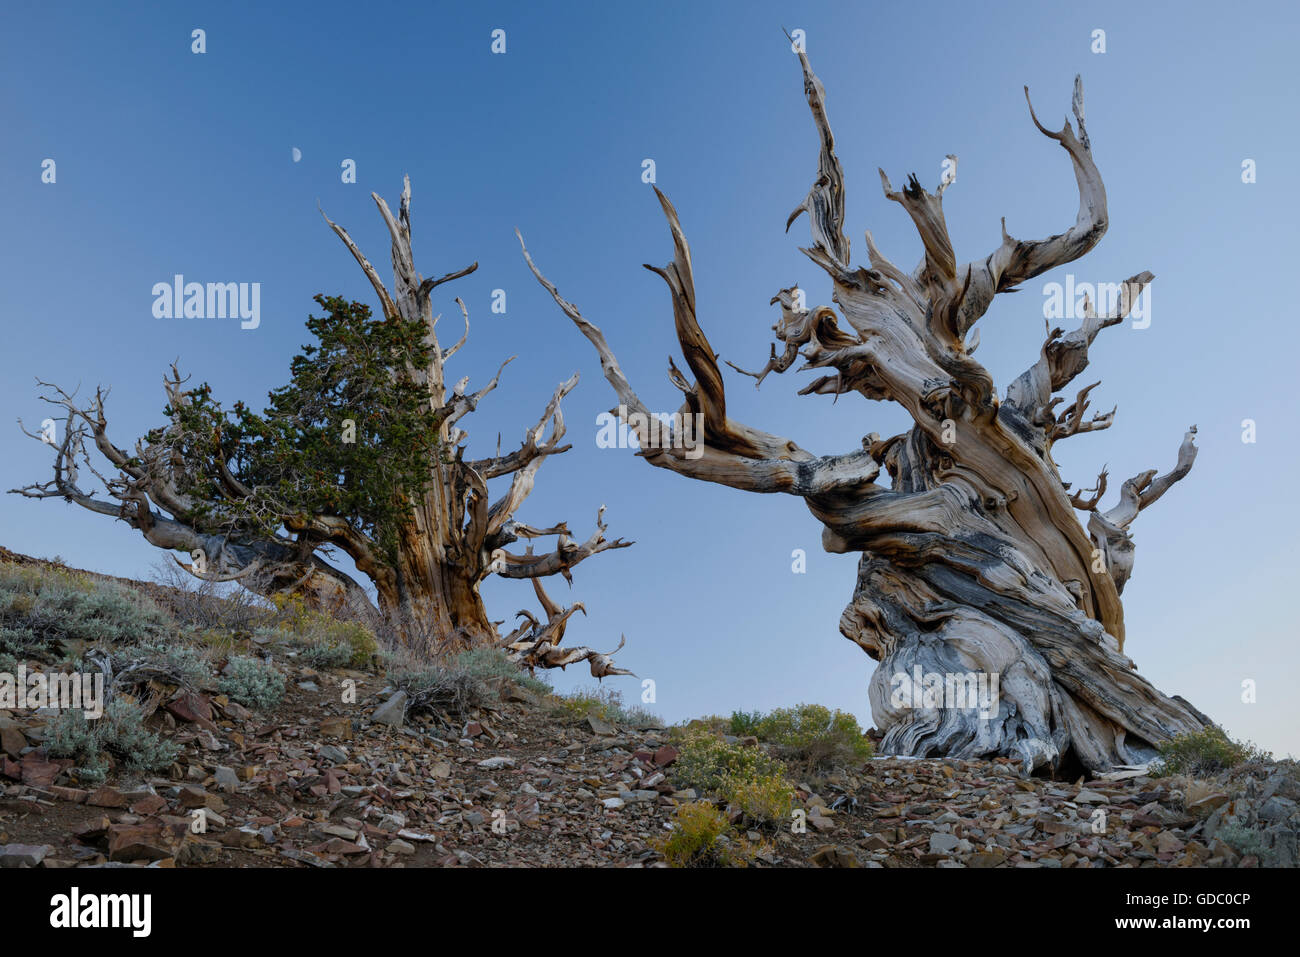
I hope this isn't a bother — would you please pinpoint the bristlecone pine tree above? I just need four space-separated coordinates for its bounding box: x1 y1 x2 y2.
520 50 1210 772
15 180 632 676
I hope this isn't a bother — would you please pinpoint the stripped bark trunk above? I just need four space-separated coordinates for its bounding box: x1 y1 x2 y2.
521 50 1208 772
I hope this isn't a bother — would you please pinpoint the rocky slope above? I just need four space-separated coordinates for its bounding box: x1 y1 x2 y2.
0 547 1295 868
3 657 1296 868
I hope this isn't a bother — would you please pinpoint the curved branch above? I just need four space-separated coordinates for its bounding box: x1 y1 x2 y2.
1087 427 1197 595
1007 272 1153 427
983 76 1107 292
521 217 881 496
785 45 850 269
493 505 632 584
467 374 577 480
500 577 634 678
319 204 398 322
441 297 471 362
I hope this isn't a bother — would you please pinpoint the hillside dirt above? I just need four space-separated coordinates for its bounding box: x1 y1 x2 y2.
1 548 1295 868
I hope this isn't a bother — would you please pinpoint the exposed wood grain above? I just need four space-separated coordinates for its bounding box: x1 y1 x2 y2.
525 52 1203 773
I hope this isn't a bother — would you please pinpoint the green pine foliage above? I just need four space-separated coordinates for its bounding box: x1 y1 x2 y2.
155 295 444 561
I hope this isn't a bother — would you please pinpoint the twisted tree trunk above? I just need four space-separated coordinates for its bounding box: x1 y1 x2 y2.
16 180 633 676
522 50 1209 772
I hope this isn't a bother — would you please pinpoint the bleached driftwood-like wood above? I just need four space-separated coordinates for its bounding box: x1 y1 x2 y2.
15 180 631 670
522 50 1206 772
499 577 633 678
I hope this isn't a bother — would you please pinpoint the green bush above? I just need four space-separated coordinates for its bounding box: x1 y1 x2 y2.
1152 727 1269 777
753 703 873 772
553 685 661 727
47 699 180 785
1214 821 1287 866
387 656 490 717
453 646 553 696
720 771 795 829
269 596 379 669
1217 822 1265 858
728 710 764 736
671 726 788 794
0 625 38 663
218 656 286 710
654 801 753 868
114 639 214 688
294 635 355 670
0 563 173 656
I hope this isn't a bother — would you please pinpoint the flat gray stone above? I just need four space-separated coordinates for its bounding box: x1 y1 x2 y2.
0 844 51 868
929 833 960 855
372 691 408 727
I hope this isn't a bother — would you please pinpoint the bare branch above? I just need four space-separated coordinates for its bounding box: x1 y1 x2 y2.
500 576 634 678
493 505 632 584
1049 381 1115 442
1007 271 1153 430
521 214 879 496
420 262 479 301
467 374 577 480
1088 427 1197 596
1068 468 1109 511
319 203 399 322
984 75 1108 292
441 298 471 362
785 45 850 269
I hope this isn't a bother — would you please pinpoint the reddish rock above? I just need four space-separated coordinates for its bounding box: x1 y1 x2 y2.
219 699 253 722
166 692 219 732
72 816 114 844
319 715 352 739
130 793 168 816
653 745 679 767
218 829 262 849
1 725 27 759
107 819 187 862
86 786 127 808
177 786 214 809
20 755 60 787
322 837 366 855
810 844 860 868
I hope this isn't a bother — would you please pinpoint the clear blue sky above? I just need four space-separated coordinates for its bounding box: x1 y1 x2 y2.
3 1 1297 755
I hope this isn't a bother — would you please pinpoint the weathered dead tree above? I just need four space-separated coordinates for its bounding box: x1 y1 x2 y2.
15 179 631 674
498 572 632 676
522 51 1209 771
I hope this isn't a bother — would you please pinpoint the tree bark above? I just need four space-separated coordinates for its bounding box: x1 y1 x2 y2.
16 181 632 675
521 50 1208 772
